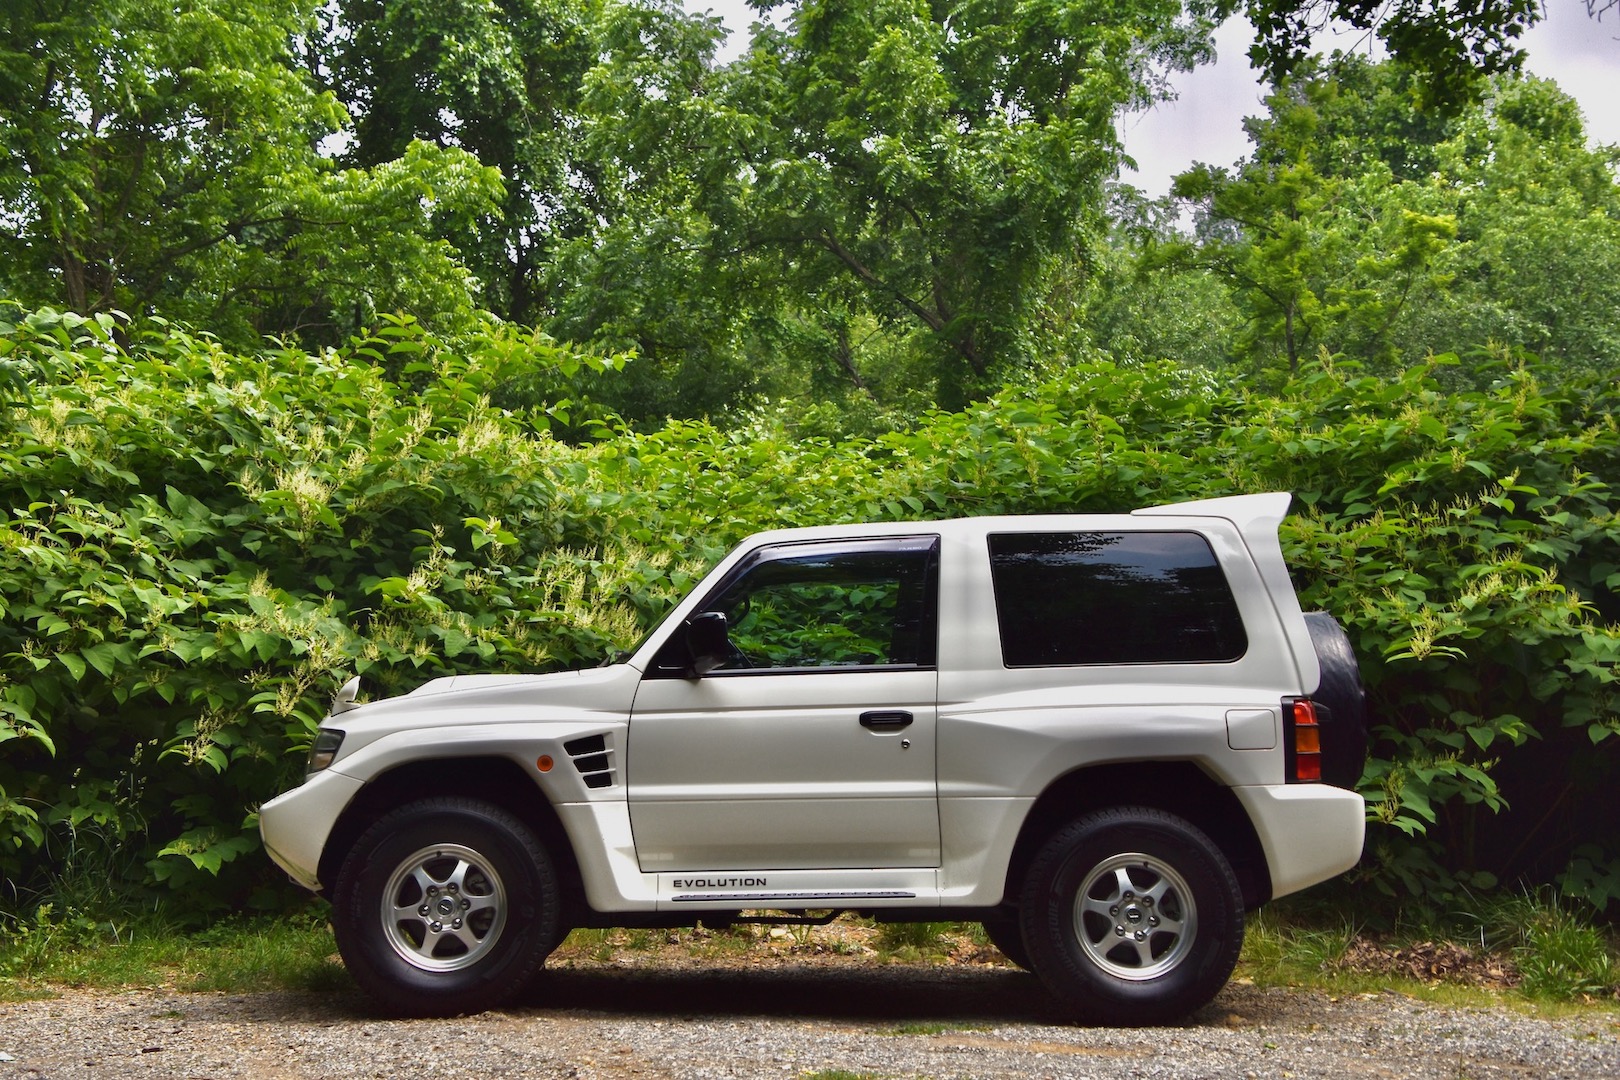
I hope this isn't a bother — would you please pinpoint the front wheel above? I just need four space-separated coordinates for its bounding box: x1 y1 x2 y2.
1019 807 1244 1025
332 798 561 1016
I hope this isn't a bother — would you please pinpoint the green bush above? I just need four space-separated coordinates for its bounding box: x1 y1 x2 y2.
3 306 1616 922
0 309 657 915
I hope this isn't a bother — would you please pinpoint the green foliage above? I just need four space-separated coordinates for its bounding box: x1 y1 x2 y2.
556 0 1216 414
322 0 606 326
1245 894 1620 1006
1240 907 1358 983
1475 891 1619 1000
0 308 656 911
0 911 347 993
3 298 1618 916
1230 0 1538 108
1518 920 1616 1001
1075 232 1240 371
0 0 502 344
1559 847 1620 915
1159 63 1620 382
875 921 954 957
1160 74 1460 377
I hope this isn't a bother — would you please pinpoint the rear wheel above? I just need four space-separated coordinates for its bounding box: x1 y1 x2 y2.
1019 807 1243 1025
980 918 1032 970
333 798 561 1016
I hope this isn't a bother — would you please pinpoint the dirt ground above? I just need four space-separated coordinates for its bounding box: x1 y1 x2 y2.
4 923 1619 1080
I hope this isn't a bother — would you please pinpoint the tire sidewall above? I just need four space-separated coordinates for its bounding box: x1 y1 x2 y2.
1303 611 1370 790
1020 808 1243 1024
333 799 560 1016
980 917 1033 971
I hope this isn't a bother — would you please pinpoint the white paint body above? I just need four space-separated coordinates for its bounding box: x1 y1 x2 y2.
260 492 1366 915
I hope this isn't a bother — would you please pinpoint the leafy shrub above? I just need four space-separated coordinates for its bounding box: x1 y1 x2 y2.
1473 891 1619 1000
2 305 1616 919
0 309 657 913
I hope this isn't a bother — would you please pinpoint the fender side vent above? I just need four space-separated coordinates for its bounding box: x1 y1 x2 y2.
564 734 616 789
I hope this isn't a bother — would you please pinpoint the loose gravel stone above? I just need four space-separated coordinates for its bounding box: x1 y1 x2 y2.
2 965 1617 1079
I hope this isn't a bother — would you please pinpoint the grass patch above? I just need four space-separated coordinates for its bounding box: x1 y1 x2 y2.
873 921 955 960
1239 908 1361 988
3 894 1615 1013
178 918 351 993
1471 891 1618 1002
1238 892 1620 1012
553 924 766 965
886 1020 991 1036
0 910 348 999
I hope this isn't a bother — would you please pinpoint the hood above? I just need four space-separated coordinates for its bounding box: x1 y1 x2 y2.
324 663 642 743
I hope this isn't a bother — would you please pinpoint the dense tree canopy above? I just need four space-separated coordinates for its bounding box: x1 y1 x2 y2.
4 1 1613 400
0 0 502 342
549 0 1216 411
1137 57 1619 381
1230 0 1543 107
321 0 607 324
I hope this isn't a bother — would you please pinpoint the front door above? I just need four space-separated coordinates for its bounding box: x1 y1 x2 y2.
627 535 941 872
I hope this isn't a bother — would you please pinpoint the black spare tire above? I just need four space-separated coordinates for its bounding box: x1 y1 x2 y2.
1303 612 1369 790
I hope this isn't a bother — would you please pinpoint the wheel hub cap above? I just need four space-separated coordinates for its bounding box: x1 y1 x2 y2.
380 843 507 973
1073 853 1196 981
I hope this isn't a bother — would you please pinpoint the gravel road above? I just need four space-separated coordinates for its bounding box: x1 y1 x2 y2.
4 961 1618 1079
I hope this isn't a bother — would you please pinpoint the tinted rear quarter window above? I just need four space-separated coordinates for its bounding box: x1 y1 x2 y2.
988 531 1247 666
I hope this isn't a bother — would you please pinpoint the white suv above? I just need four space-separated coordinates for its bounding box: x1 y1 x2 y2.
261 492 1367 1022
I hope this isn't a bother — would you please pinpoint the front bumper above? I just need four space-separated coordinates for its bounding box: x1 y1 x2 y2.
259 768 366 893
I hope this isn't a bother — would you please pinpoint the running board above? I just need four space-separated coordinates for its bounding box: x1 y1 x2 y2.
671 890 915 903
655 868 940 910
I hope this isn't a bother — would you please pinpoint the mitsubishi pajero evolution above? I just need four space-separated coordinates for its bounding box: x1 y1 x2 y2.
260 492 1368 1022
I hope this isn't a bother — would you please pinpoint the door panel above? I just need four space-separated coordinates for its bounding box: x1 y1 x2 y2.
627 535 941 872
627 670 939 870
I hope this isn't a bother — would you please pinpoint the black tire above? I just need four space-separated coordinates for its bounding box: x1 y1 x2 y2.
1303 612 1369 790
332 798 562 1017
980 917 1032 971
1019 807 1244 1025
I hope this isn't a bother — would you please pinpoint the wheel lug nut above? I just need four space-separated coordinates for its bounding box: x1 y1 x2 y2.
1109 905 1119 916
1115 925 1126 937
418 905 429 917
452 919 462 929
1149 916 1160 926
461 899 471 910
430 921 442 933
1135 930 1146 941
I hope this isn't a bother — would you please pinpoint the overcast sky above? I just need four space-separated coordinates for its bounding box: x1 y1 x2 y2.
687 0 1619 197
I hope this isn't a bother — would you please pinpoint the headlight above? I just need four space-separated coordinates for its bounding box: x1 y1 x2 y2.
307 728 346 774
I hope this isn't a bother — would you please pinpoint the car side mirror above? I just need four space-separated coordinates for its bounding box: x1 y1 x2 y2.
685 610 731 677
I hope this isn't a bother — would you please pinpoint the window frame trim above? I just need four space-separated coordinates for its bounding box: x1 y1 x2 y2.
645 534 943 679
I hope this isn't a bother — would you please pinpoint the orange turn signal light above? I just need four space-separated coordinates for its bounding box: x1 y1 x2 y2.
537 755 554 772
1286 698 1323 783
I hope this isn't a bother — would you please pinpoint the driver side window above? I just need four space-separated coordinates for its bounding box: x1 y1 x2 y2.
657 536 939 674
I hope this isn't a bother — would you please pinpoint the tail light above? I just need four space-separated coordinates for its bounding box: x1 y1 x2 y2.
1283 697 1326 783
